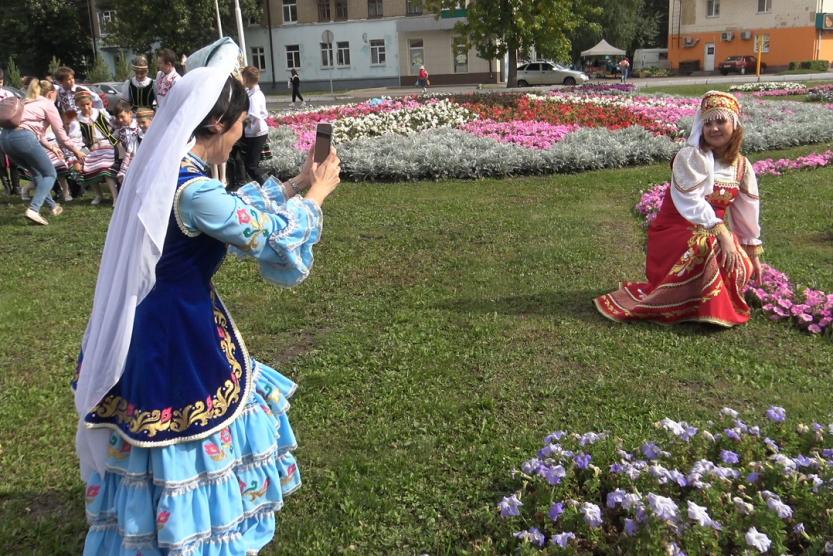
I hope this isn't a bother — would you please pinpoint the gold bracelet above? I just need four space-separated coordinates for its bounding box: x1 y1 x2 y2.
708 222 729 237
744 244 764 257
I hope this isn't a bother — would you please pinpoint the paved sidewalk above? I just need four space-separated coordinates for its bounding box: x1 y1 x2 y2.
265 72 833 109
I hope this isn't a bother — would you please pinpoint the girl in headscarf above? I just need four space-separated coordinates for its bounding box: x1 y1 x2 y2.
75 38 342 555
595 91 763 327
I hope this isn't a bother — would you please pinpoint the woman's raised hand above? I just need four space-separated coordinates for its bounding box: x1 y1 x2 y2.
305 148 341 207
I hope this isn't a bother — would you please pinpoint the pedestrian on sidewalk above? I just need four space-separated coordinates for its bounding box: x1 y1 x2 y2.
417 65 430 94
619 57 631 83
290 69 304 106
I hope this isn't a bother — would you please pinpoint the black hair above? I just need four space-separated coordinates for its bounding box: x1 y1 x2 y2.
193 76 248 140
157 48 177 66
112 99 132 116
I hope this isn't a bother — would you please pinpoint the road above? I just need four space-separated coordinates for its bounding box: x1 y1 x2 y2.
265 71 833 111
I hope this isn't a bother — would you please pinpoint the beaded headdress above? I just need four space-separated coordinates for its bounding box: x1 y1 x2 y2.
74 89 93 102
699 90 741 125
135 106 155 118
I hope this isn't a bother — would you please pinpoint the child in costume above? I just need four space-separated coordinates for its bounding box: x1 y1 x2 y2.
136 106 154 139
120 55 156 111
154 48 181 111
54 66 104 114
112 100 141 185
76 90 119 205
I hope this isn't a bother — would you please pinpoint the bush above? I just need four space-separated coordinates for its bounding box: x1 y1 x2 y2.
87 55 112 83
114 51 131 81
47 56 63 79
792 60 830 72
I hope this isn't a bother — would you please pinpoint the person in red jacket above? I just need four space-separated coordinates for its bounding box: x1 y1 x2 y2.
417 65 430 94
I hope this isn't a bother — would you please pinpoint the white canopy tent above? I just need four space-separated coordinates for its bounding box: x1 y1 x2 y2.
580 39 626 57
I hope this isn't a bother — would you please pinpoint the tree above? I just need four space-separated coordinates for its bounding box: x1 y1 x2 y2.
87 55 113 83
115 51 131 82
0 0 93 78
104 0 261 58
48 56 64 78
423 0 600 87
568 0 668 62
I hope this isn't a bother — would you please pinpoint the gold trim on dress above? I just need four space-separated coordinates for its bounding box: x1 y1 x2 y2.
85 289 254 449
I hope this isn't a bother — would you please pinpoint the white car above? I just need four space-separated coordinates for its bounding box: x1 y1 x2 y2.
516 62 589 87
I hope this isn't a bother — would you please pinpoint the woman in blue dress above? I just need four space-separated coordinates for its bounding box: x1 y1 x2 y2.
73 39 342 555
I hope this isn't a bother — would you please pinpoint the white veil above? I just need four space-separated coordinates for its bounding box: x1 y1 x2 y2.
75 39 242 480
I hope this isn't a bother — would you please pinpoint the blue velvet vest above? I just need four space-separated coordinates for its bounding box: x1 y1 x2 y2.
83 155 253 447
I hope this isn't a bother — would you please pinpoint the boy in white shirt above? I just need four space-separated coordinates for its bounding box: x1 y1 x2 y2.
241 66 270 184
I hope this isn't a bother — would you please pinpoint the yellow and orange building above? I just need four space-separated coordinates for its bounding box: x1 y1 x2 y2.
668 0 833 72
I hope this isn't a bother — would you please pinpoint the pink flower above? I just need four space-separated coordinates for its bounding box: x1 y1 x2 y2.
236 208 251 225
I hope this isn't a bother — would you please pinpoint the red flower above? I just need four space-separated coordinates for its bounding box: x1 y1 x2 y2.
216 325 226 339
220 428 232 445
157 511 171 526
85 485 100 499
206 396 214 411
160 407 172 423
204 443 220 456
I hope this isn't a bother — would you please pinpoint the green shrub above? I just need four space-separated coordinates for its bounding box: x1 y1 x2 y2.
87 55 112 82
47 56 63 78
114 51 131 81
795 60 829 71
5 56 22 88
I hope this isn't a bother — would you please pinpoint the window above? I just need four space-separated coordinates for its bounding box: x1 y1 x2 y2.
757 0 771 13
285 45 300 69
335 0 348 20
251 46 266 70
318 0 331 21
370 39 386 65
336 41 350 66
753 33 770 53
321 42 334 67
283 0 297 23
406 0 423 16
526 63 541 71
706 0 719 17
247 13 260 26
409 38 424 72
453 40 468 73
368 0 383 18
99 10 116 35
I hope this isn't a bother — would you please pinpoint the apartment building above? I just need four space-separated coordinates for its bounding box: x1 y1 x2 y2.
668 0 833 72
244 0 502 90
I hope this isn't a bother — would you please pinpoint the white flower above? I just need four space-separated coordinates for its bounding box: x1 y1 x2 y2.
745 527 772 553
720 407 739 418
687 500 715 528
733 496 754 515
766 497 793 519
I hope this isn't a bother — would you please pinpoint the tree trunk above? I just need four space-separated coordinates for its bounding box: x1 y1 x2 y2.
507 48 518 88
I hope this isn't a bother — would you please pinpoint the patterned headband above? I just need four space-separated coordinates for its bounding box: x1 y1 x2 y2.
74 90 93 102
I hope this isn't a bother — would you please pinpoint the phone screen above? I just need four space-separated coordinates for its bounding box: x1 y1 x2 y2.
314 123 333 164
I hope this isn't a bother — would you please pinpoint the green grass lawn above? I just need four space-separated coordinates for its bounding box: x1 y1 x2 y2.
1 144 832 554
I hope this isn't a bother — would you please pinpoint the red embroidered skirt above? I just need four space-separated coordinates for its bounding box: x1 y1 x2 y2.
594 196 752 327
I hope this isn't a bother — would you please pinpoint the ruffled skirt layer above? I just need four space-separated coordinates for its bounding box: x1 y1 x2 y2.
82 360 301 556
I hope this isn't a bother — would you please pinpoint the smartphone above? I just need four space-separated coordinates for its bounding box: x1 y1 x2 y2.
313 123 333 164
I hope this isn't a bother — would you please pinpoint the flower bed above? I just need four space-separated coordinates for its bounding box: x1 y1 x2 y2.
497 407 833 554
730 82 806 93
265 91 833 181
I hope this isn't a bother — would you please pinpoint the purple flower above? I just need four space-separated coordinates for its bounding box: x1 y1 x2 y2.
544 430 566 444
574 452 592 469
549 502 565 522
498 494 523 518
764 437 779 453
550 532 575 549
766 497 793 519
514 527 545 547
579 431 605 446
794 522 806 535
724 428 742 441
606 488 626 509
793 454 814 468
642 442 663 460
647 493 678 521
746 472 761 484
581 502 603 528
823 448 833 459
609 462 624 473
521 458 541 475
720 450 740 465
624 518 639 536
538 464 566 485
767 406 787 422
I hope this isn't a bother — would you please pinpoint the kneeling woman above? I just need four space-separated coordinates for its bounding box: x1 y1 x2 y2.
595 91 763 327
74 39 341 555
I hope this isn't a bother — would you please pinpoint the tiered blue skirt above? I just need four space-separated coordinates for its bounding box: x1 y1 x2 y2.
82 360 301 555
